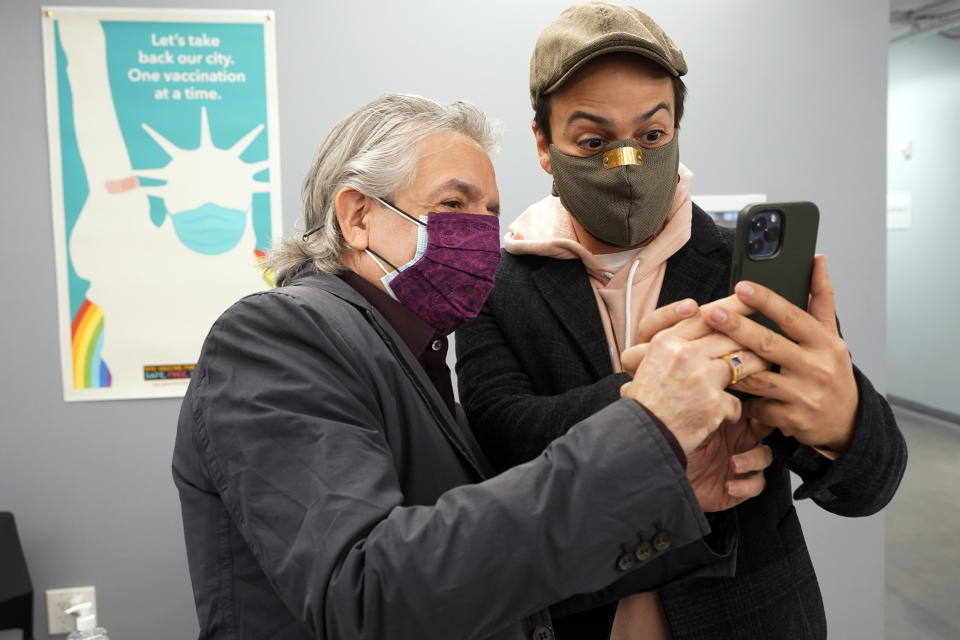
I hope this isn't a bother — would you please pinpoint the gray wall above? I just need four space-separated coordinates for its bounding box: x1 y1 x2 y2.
0 1 890 639
887 32 960 415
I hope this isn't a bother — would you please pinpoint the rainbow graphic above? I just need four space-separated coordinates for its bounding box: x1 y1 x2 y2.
71 299 112 388
254 248 275 288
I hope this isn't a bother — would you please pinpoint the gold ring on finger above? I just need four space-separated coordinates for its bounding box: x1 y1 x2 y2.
721 352 744 386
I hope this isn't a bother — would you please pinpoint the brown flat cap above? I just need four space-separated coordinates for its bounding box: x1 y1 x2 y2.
530 2 687 108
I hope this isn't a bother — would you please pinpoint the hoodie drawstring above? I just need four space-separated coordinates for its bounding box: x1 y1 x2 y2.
623 259 642 350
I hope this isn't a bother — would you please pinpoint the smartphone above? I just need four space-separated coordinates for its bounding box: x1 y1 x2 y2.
729 201 819 336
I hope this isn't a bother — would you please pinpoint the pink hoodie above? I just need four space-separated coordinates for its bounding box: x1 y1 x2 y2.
504 164 695 373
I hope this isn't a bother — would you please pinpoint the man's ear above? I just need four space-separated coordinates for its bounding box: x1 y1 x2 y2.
335 187 372 252
532 122 552 175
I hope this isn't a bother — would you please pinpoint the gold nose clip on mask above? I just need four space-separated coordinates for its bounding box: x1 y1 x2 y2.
602 146 642 169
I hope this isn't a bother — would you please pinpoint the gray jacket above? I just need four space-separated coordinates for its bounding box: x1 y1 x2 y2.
172 267 735 640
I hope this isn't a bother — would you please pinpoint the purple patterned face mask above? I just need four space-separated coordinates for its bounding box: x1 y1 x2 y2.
365 198 501 335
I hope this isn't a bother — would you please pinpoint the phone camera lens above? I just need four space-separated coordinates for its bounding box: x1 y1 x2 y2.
749 238 764 255
764 226 780 243
751 215 767 232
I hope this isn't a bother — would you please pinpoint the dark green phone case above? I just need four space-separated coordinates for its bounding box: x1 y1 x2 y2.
729 201 820 336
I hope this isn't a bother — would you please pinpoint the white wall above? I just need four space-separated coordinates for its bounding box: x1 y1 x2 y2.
887 31 960 416
0 1 890 639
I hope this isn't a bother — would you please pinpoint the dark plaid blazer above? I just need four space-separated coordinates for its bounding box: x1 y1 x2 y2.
455 205 907 640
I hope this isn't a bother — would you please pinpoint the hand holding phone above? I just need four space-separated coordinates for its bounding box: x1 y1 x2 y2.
713 203 859 453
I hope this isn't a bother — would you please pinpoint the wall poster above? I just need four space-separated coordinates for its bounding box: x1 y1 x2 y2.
41 7 281 401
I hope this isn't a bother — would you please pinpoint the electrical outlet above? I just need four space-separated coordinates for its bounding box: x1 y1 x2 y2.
46 586 97 635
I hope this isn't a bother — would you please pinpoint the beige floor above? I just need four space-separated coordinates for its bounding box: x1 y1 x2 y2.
885 405 960 640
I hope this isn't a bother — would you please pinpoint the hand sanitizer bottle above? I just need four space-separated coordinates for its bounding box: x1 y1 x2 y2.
65 602 110 639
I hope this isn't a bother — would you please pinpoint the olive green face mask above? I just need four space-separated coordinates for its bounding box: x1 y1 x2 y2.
548 135 680 248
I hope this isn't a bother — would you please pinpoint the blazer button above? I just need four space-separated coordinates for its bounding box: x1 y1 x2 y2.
617 552 635 571
430 339 443 351
634 541 653 561
532 624 554 640
654 532 672 551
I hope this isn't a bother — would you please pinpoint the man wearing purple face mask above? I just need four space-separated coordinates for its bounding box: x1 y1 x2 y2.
173 93 772 640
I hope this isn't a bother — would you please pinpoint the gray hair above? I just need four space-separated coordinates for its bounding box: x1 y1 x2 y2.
265 93 501 285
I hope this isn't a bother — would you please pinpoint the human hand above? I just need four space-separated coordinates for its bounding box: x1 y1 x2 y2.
619 299 767 455
621 295 764 378
704 255 859 454
687 416 774 512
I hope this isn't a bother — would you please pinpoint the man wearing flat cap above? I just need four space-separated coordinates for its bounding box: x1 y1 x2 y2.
456 3 907 638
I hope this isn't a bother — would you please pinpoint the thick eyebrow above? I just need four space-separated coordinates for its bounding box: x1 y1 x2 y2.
429 178 500 215
565 110 613 131
635 101 671 124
